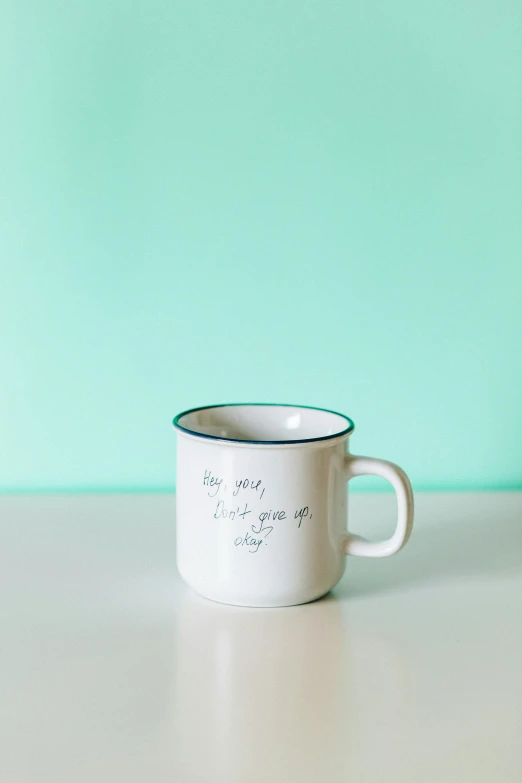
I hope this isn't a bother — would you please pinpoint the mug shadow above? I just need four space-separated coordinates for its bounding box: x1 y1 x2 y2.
334 497 522 600
170 587 409 781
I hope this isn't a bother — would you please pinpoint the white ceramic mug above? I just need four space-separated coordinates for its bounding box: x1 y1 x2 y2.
173 403 414 607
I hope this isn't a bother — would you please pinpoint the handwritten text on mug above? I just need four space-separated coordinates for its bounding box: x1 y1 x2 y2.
203 469 312 553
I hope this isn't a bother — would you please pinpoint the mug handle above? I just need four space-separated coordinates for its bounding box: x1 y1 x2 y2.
344 454 414 557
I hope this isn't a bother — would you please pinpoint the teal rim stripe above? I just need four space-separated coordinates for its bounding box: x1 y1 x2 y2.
172 403 355 446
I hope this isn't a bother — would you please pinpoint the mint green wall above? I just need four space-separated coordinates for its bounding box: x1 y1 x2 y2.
1 0 521 491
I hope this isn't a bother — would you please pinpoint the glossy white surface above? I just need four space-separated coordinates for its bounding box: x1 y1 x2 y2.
176 432 350 606
0 493 520 782
175 414 414 606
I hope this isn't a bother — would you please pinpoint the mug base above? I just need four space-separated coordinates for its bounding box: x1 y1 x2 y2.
182 580 334 608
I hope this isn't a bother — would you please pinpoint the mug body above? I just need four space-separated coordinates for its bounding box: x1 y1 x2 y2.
174 404 354 607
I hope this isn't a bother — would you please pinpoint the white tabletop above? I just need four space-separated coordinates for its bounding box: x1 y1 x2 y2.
0 492 520 783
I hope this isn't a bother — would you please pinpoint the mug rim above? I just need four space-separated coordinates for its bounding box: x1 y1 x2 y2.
172 403 355 446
